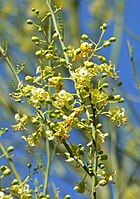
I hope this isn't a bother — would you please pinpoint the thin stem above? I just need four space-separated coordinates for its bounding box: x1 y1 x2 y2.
0 142 22 184
43 137 51 195
63 140 91 176
0 46 20 84
127 41 140 94
43 0 52 195
45 0 71 70
91 108 98 199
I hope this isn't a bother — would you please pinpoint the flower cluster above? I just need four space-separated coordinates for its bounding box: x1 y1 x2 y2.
6 5 127 197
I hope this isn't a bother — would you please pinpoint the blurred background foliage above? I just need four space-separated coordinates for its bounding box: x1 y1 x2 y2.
0 0 140 198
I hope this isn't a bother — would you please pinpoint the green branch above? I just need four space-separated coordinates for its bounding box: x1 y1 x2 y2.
63 140 91 176
0 142 22 184
0 46 20 84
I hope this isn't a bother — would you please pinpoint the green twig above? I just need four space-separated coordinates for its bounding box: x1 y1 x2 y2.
0 46 20 84
127 41 140 94
43 137 51 195
45 0 71 70
63 140 91 176
0 142 22 184
43 0 52 195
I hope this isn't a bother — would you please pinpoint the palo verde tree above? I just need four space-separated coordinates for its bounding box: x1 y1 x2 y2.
0 1 127 198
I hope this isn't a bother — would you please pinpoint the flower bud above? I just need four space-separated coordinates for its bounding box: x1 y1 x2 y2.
102 23 107 29
75 48 81 55
99 155 108 161
64 195 71 199
108 95 114 100
35 9 39 14
63 47 67 52
47 12 51 17
11 179 19 185
45 53 54 59
117 82 122 86
119 98 125 103
59 58 66 64
38 27 42 32
31 36 40 42
99 179 107 186
101 73 107 78
16 99 22 103
25 75 34 82
5 128 8 132
109 37 116 42
98 163 105 169
0 166 7 172
52 32 59 39
7 146 14 153
35 50 42 56
114 95 121 101
27 164 32 168
3 168 11 176
0 192 4 197
102 83 109 88
98 56 106 63
26 19 33 25
103 41 110 47
96 123 102 128
98 150 103 154
84 61 94 68
81 34 89 40
32 118 39 125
